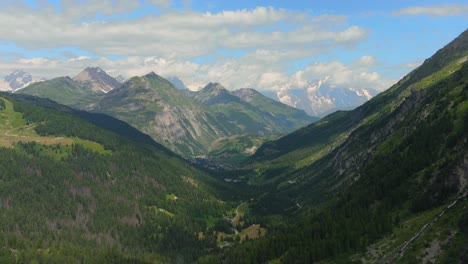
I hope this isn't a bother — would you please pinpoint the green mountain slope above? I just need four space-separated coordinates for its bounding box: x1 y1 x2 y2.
94 74 315 157
193 83 317 135
186 83 316 162
17 71 316 158
0 93 232 263
204 29 468 263
94 72 238 156
17 76 101 109
232 87 316 127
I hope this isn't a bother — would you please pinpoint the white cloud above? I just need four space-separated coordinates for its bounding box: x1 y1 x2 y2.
393 5 468 17
0 5 366 60
61 0 142 19
147 0 172 9
0 2 397 94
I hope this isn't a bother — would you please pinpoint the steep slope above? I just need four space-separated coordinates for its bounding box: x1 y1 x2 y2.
207 29 468 263
17 76 100 108
73 66 121 93
232 87 317 127
186 83 316 162
0 92 230 263
94 75 316 158
249 29 468 180
192 83 316 135
95 72 238 156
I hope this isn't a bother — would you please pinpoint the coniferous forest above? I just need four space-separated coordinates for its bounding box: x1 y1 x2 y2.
0 26 467 264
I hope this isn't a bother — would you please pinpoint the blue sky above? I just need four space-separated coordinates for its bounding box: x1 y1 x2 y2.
0 0 467 91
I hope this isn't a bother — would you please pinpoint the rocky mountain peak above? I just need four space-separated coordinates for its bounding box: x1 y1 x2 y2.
202 82 227 93
73 66 120 93
144 72 160 78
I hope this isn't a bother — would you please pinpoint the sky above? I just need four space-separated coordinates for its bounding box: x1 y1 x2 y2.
0 0 467 92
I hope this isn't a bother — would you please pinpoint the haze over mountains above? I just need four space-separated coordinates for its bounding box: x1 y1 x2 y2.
0 28 467 263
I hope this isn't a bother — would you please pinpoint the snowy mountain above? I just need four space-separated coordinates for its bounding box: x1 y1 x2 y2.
115 75 127 83
275 77 377 117
0 70 43 91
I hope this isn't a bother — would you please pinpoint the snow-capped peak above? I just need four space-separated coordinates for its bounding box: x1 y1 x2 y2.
1 69 42 91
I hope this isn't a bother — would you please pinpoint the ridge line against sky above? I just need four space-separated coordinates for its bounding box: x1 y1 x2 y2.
0 0 467 92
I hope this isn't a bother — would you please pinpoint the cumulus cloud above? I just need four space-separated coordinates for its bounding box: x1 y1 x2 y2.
0 4 366 59
0 2 398 93
393 5 468 17
61 0 142 19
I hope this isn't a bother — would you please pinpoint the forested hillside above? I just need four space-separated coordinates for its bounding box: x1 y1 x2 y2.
0 93 232 263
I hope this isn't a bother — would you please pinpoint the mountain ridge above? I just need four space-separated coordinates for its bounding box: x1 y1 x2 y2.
19 69 317 157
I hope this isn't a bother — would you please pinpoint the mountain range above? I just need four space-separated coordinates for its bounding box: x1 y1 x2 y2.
266 76 378 117
2 66 382 118
18 70 317 158
0 29 467 263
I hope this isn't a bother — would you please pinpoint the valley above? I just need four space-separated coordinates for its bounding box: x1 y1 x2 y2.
0 6 467 263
